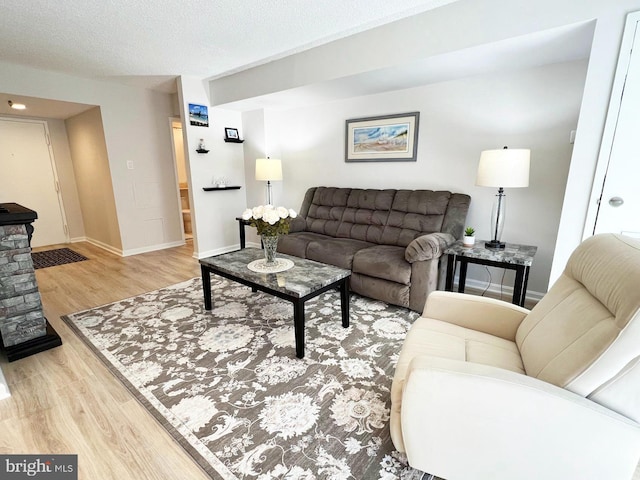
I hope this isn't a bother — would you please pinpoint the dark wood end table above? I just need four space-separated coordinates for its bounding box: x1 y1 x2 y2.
444 240 537 307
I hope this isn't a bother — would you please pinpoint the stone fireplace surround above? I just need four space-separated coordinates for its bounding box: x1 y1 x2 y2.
0 203 61 362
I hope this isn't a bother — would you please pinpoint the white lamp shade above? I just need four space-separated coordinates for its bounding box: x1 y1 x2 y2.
476 148 530 188
255 158 282 181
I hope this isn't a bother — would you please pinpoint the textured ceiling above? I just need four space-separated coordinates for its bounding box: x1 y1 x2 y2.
0 0 459 92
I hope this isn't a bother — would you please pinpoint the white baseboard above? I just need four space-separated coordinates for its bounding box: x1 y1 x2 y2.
122 240 185 257
458 277 545 305
196 244 244 259
73 237 187 258
0 367 10 400
82 237 123 256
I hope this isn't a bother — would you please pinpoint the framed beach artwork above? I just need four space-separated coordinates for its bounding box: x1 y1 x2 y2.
345 112 420 162
188 103 209 127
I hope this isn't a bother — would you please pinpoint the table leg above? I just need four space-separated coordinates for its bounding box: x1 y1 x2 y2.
238 219 246 249
340 278 350 327
513 266 525 306
445 254 456 291
293 300 306 359
458 259 468 293
516 266 531 307
201 265 212 310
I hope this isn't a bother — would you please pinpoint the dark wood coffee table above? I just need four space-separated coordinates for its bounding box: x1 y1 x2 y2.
199 249 351 358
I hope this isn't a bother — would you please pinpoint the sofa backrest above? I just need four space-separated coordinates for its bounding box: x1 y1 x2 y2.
337 189 395 243
381 190 470 247
515 234 640 422
298 187 470 246
303 187 351 237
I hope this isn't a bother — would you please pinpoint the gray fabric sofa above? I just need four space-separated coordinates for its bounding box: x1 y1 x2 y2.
278 187 471 311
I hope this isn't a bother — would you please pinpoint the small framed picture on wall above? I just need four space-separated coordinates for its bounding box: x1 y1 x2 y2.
224 127 243 143
188 104 209 127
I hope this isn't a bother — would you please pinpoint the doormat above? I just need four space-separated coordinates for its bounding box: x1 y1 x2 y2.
32 248 88 269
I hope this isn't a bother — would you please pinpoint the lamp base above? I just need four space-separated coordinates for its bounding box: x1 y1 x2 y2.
485 240 506 250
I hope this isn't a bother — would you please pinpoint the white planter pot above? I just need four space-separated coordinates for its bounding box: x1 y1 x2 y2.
463 235 476 247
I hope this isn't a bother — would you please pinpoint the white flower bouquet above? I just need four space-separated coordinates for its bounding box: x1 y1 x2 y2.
241 205 298 236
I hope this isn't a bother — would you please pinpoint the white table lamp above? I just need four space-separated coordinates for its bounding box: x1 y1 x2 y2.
476 146 530 249
255 157 282 205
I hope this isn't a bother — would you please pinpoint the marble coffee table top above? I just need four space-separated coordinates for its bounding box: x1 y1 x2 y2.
199 248 351 298
444 240 537 266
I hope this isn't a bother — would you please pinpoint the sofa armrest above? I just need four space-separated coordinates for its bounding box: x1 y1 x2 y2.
400 356 640 480
405 232 455 263
422 290 529 341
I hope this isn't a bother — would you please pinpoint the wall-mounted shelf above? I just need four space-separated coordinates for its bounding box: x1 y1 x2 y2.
196 148 210 154
202 186 242 191
223 138 244 144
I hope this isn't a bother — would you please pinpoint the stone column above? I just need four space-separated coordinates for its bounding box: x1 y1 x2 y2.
0 202 62 361
0 223 47 346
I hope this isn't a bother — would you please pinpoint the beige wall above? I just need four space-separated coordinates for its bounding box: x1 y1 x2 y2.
65 107 122 251
46 118 85 240
0 61 184 255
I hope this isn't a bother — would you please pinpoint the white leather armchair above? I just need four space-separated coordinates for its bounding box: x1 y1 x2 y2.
391 234 640 480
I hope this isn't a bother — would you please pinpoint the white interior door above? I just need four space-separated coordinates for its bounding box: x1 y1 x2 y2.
0 118 68 247
592 17 640 238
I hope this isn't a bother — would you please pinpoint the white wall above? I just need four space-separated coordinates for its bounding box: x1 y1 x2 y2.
211 0 640 289
257 61 587 295
0 61 183 255
177 76 247 257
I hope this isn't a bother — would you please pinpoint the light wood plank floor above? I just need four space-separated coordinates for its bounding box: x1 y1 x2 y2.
2 242 638 480
0 241 211 480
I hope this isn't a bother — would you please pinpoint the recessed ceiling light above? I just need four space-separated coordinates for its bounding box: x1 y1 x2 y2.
8 100 26 110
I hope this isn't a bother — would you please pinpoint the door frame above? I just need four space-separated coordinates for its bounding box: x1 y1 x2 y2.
168 116 187 244
0 116 69 244
583 12 640 238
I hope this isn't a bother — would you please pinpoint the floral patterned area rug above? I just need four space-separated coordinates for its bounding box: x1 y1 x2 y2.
62 277 441 480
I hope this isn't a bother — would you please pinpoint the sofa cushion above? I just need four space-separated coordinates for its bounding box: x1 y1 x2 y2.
390 316 525 443
381 190 453 247
391 316 525 411
306 237 374 270
351 273 410 309
353 245 411 285
277 232 327 258
334 189 395 243
306 187 351 237
415 318 525 373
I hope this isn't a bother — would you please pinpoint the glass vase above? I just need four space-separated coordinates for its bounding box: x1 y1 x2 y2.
261 234 279 264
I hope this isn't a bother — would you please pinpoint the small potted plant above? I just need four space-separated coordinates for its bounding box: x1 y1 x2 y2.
463 227 476 247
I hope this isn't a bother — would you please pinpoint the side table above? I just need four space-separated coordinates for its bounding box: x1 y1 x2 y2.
444 240 537 307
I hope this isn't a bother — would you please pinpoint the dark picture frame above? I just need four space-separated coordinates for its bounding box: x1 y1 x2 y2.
188 104 209 127
225 128 239 140
345 112 420 162
224 127 243 143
